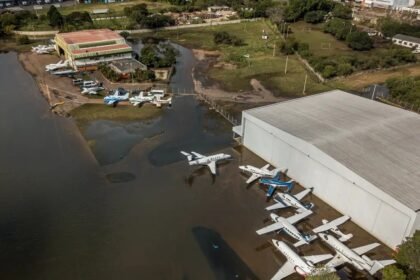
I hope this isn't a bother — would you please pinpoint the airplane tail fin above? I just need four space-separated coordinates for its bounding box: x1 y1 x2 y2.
180 151 193 161
294 234 317 247
338 233 353 242
365 257 396 275
286 180 295 192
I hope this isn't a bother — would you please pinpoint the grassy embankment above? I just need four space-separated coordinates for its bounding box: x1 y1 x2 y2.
19 0 172 31
289 21 420 91
70 103 162 131
155 20 330 97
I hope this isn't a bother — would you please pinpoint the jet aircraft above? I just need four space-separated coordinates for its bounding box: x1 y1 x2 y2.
180 151 231 175
259 175 295 196
239 164 284 184
319 233 395 275
266 188 313 212
270 239 334 280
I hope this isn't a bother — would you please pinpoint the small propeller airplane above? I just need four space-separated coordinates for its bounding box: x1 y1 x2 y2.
45 60 69 72
81 86 104 95
270 239 334 280
266 188 314 212
104 88 130 106
32 44 55 54
312 215 353 242
319 233 395 275
129 91 155 107
238 164 285 184
259 174 295 197
180 151 231 175
256 210 316 247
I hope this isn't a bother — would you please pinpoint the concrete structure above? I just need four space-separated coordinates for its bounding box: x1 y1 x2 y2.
364 0 415 7
233 90 420 248
55 29 132 70
392 34 420 50
109 58 147 79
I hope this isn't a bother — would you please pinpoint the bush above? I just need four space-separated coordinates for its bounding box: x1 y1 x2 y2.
323 18 352 40
331 3 352 19
382 265 406 280
322 65 337 78
346 31 373 51
16 35 30 45
119 31 130 39
280 39 298 54
47 5 63 27
213 31 243 46
304 11 326 23
337 62 353 76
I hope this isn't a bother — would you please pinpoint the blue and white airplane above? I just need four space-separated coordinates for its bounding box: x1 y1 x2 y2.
104 88 130 106
259 174 295 197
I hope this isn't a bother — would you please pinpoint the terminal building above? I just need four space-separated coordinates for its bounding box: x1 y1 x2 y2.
233 90 420 248
54 29 132 71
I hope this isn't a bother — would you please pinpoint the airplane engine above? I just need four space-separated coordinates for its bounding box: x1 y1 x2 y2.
294 266 307 276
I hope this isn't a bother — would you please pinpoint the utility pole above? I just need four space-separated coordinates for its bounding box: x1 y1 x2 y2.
272 43 276 57
284 55 288 74
302 74 308 95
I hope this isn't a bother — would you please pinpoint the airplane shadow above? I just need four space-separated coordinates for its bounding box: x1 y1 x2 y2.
184 166 216 187
192 226 259 280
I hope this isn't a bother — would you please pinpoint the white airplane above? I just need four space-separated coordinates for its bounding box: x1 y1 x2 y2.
81 86 104 95
151 95 172 107
266 188 313 212
271 239 334 280
129 91 155 106
312 215 353 242
319 233 395 275
180 151 231 175
256 211 316 247
45 60 69 72
239 164 284 184
32 44 55 54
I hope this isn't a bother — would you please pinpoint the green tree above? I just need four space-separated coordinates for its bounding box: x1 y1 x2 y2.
322 65 337 78
323 18 352 40
119 31 130 39
382 265 406 280
306 270 340 280
304 10 326 23
395 230 420 279
16 35 30 45
47 5 63 27
332 3 352 19
346 31 373 51
213 31 243 46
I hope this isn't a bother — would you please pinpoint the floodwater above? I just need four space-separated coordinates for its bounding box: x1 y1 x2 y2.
0 47 393 280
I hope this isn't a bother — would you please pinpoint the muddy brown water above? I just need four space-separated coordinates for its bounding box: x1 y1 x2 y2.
0 47 393 280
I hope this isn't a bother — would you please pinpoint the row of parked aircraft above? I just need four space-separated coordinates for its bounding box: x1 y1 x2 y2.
103 88 173 107
238 163 396 279
32 44 55 54
179 151 395 279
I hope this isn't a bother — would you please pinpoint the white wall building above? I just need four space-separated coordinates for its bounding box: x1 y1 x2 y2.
392 34 420 50
233 90 420 249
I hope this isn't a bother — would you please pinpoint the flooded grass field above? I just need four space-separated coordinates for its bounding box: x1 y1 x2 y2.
0 46 394 280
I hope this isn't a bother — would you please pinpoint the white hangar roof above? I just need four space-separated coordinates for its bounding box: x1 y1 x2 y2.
244 90 420 210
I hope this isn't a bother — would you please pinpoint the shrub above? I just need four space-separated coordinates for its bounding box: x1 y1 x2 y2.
16 35 30 45
346 31 373 51
304 11 326 23
213 31 243 46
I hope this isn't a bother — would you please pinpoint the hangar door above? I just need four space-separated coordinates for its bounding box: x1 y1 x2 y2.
243 119 274 163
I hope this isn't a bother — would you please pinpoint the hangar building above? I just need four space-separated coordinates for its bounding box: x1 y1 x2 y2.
233 90 420 248
55 29 132 71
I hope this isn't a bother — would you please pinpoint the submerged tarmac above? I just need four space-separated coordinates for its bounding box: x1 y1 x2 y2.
0 50 394 280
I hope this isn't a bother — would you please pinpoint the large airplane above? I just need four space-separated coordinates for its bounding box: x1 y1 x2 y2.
259 175 295 197
270 239 334 280
239 164 284 184
266 188 313 212
180 151 231 175
319 233 395 275
256 211 316 247
104 88 130 106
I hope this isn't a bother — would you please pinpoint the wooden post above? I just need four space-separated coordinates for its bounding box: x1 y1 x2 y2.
302 74 307 95
272 43 276 57
284 56 289 74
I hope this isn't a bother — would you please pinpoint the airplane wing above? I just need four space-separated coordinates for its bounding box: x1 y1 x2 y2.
256 222 284 235
270 260 295 280
266 201 288 211
352 243 380 255
312 216 350 233
246 173 261 184
261 164 271 172
325 253 347 269
207 161 217 175
191 151 205 159
304 253 333 265
294 188 312 201
286 210 312 225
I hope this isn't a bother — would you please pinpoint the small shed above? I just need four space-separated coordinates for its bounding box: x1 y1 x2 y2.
110 59 147 78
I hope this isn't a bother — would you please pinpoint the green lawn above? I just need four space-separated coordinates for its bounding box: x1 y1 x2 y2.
156 20 329 97
70 103 162 131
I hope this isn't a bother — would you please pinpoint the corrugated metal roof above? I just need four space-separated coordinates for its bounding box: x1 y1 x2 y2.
245 90 420 210
56 29 123 45
393 34 420 44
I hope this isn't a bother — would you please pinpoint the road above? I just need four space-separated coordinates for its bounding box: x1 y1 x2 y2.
13 18 262 37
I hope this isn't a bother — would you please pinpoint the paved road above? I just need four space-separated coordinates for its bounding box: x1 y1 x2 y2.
14 18 262 37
